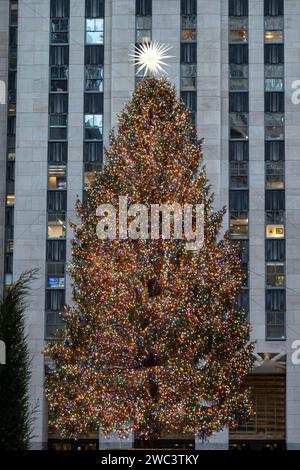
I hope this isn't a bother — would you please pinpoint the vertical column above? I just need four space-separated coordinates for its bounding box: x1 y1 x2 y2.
249 0 265 342
3 1 19 293
285 0 300 450
14 0 50 449
82 0 105 208
0 0 9 292
195 0 228 451
65 0 85 303
220 0 229 225
228 0 249 323
197 0 223 210
109 0 135 127
135 0 152 87
264 0 286 345
152 0 179 91
45 0 69 343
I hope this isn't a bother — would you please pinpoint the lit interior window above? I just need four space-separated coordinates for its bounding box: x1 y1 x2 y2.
266 225 285 239
230 218 249 238
48 166 67 190
6 195 15 206
84 171 96 190
48 213 66 239
265 31 283 43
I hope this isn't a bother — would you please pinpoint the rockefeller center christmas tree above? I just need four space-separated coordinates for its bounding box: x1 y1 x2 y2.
45 77 254 442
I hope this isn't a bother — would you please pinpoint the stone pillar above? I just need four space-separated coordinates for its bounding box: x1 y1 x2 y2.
108 0 135 129
65 0 85 304
14 0 50 449
248 0 266 344
152 0 180 93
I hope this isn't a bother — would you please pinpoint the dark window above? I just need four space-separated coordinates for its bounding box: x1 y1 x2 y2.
50 46 69 65
46 240 66 262
181 91 197 112
49 94 68 113
229 190 249 211
136 0 152 16
181 43 197 63
264 0 284 17
229 0 248 16
229 92 249 112
5 253 13 273
266 240 285 261
5 207 14 227
48 142 68 164
181 0 197 15
46 289 65 311
265 141 284 161
265 190 285 211
8 71 17 91
266 289 285 312
9 27 17 48
230 161 248 188
50 0 70 18
84 142 103 163
51 19 69 44
229 45 248 64
86 0 104 18
233 239 249 262
47 191 67 211
265 92 284 112
47 263 65 276
229 141 249 161
7 116 16 137
265 44 284 64
84 93 103 114
237 290 249 312
6 160 14 182
85 45 104 65
266 311 285 340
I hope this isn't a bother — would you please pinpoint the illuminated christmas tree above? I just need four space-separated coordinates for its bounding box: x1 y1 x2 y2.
45 77 254 442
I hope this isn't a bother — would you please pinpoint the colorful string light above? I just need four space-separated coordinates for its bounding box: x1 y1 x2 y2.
45 78 254 441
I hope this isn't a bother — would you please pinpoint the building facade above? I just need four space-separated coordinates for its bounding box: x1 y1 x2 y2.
0 0 300 450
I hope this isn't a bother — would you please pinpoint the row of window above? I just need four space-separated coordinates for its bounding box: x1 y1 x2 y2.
264 0 285 341
180 0 197 123
229 0 283 16
4 1 18 288
229 0 286 340
83 0 104 204
45 0 70 339
229 1 250 316
135 0 152 86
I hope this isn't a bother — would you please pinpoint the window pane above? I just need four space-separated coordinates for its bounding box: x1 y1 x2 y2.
266 225 285 239
266 240 285 261
230 29 248 43
266 262 285 288
265 78 283 92
86 31 103 44
265 31 283 43
229 0 248 16
265 64 284 78
48 213 66 239
181 0 197 15
136 29 151 44
230 78 248 91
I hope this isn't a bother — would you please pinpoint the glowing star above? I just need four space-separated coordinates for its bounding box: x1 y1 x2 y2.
130 41 173 76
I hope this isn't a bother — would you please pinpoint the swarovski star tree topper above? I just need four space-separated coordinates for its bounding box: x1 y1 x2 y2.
130 41 173 76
